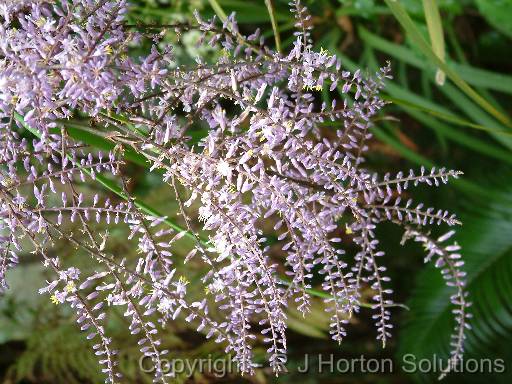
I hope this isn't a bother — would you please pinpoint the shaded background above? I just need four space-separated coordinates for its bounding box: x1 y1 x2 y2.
1 0 511 383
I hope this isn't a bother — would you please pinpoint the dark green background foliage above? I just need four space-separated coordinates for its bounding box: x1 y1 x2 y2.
2 0 511 383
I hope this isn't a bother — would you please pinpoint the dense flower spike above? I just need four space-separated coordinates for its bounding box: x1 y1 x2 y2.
0 0 469 381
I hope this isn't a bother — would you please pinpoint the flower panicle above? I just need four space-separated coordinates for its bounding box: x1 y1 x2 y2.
0 0 468 380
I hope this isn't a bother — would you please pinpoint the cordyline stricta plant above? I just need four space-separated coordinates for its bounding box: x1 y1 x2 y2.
0 0 471 382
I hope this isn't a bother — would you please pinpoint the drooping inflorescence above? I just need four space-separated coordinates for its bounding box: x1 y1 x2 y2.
0 1 470 382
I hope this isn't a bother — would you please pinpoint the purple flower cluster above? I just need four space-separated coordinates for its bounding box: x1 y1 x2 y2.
0 0 470 382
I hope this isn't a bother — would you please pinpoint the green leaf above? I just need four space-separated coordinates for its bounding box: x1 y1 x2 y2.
207 0 227 22
362 43 512 164
398 178 512 381
475 0 512 39
399 105 512 166
219 0 289 23
399 0 464 15
422 0 446 85
384 0 512 129
265 0 282 53
358 26 512 95
209 0 290 24
65 122 148 167
436 82 512 150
